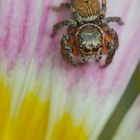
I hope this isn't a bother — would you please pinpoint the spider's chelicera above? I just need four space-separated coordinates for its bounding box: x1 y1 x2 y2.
51 0 123 67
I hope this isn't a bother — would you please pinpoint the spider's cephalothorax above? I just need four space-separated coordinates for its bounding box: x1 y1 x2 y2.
51 0 123 66
78 24 103 55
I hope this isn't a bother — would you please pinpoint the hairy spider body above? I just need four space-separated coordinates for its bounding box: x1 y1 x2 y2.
51 0 123 66
72 0 100 17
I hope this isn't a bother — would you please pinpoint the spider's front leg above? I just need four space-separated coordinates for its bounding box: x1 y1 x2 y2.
61 34 78 66
103 28 119 67
80 55 90 64
95 49 102 62
105 42 116 66
51 19 77 37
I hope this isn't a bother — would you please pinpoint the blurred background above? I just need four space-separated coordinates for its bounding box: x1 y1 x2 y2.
98 62 140 140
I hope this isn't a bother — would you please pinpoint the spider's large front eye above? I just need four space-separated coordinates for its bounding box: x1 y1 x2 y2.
83 47 90 52
92 47 99 52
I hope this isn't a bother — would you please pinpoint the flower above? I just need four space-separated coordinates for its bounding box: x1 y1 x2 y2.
0 0 140 140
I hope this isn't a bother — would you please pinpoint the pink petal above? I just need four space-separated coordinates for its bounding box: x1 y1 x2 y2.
0 0 139 139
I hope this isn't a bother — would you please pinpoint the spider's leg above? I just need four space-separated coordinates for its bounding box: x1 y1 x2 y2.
102 28 119 67
50 3 76 15
50 3 71 11
51 19 77 37
61 34 78 66
80 55 90 64
103 17 124 25
95 49 102 62
100 0 107 17
104 42 116 66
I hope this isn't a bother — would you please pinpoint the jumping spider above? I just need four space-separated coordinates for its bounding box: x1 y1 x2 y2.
51 0 123 67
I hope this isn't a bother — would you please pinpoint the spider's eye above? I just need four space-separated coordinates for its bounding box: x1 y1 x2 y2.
83 47 90 52
92 47 99 52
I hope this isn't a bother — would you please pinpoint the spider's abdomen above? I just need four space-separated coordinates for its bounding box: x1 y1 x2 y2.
72 0 100 17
